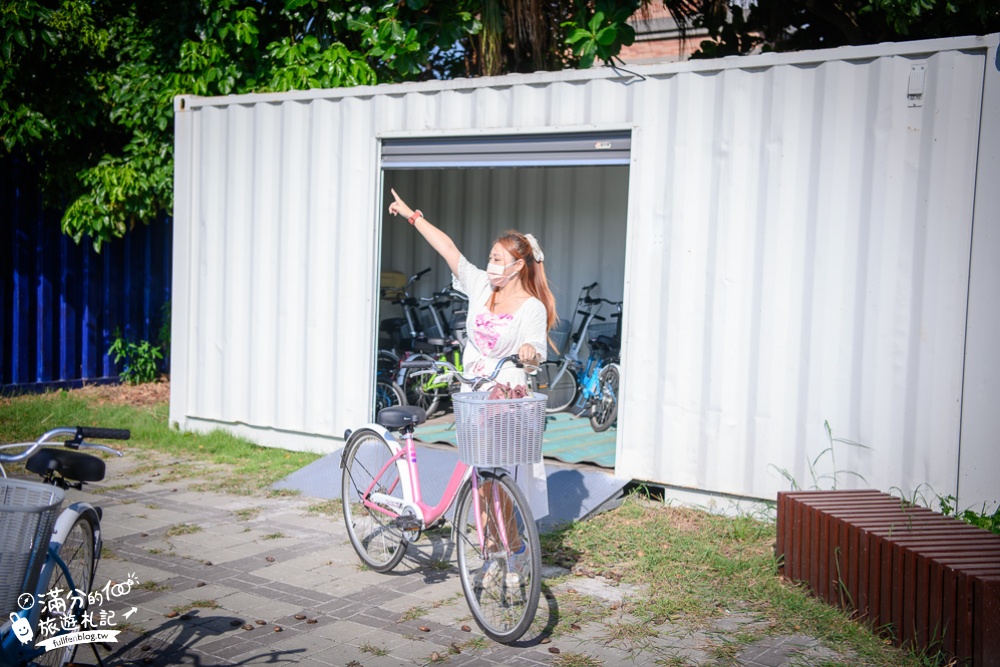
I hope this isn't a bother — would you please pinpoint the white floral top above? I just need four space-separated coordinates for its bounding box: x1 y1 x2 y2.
452 254 548 389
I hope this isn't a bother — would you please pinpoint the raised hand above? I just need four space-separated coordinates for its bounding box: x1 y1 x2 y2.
388 188 414 219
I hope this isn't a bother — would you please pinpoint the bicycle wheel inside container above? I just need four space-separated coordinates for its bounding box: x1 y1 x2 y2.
374 381 406 416
35 512 98 667
533 361 577 413
454 470 541 644
341 429 408 572
403 370 444 416
589 363 620 432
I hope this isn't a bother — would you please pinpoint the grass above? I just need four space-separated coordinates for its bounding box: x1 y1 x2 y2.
306 499 343 516
0 387 958 666
0 388 319 494
541 496 949 667
165 523 202 537
359 642 390 656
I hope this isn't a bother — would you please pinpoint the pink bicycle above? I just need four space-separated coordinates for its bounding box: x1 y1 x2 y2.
340 355 546 643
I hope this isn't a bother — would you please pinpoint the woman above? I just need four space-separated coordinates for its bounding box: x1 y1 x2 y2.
388 188 557 519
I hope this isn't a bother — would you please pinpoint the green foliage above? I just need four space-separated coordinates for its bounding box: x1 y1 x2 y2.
564 2 639 69
666 0 1000 58
108 333 164 385
938 495 1000 535
770 420 871 491
1 0 481 250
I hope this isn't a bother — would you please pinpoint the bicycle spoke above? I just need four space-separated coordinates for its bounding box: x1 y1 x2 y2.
341 431 408 572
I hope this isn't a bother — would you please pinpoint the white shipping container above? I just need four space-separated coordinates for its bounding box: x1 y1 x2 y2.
171 34 1000 512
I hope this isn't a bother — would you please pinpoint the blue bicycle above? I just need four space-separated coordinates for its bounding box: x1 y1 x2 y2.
533 283 622 432
1 426 129 667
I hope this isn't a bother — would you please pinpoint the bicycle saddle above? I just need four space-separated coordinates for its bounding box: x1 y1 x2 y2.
376 406 427 430
26 448 106 483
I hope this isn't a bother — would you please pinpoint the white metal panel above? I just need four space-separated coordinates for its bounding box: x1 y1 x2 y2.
171 35 999 513
172 97 381 450
959 44 1000 513
618 46 985 503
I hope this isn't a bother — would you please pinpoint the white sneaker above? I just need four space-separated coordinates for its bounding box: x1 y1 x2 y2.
475 560 502 591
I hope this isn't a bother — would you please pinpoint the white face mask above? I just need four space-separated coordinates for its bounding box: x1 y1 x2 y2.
486 260 519 287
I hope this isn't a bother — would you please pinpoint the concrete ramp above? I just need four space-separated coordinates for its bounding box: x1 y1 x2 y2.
272 443 628 532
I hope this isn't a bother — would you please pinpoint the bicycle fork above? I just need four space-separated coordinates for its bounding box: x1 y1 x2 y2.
469 472 518 557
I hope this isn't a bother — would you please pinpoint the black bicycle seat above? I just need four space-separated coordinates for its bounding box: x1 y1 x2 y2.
376 406 427 430
26 448 106 483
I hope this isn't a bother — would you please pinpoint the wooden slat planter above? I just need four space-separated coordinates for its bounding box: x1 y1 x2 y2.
776 490 1000 666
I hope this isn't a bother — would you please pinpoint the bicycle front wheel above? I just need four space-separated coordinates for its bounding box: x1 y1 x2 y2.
589 363 620 432
35 513 98 667
454 470 541 644
341 429 408 572
534 361 577 413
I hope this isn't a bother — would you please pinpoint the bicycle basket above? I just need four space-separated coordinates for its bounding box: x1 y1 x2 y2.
452 392 548 467
0 479 64 616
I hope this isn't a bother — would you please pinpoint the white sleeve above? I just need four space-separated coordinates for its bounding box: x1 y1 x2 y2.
452 254 489 298
521 299 548 363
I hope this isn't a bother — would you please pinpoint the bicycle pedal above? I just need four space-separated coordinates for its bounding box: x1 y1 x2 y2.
393 516 422 532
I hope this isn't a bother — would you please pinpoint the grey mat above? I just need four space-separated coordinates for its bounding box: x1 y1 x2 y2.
272 444 628 532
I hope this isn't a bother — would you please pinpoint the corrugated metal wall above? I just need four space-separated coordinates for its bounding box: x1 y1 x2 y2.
171 35 998 510
622 46 986 505
1 159 173 391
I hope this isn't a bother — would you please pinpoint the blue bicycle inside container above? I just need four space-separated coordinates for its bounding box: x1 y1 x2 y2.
533 283 622 432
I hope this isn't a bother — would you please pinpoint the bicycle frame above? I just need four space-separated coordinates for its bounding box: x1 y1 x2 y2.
353 425 469 528
547 293 607 390
573 355 607 409
351 425 511 555
412 347 463 393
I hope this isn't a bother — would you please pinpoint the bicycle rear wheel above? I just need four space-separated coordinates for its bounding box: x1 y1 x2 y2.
454 470 541 644
589 363 620 432
341 430 408 572
533 361 577 413
35 512 98 667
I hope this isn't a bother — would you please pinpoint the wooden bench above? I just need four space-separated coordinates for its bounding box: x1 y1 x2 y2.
776 490 1000 666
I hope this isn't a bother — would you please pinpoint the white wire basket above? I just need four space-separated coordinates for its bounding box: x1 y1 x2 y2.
1 478 64 616
452 392 548 467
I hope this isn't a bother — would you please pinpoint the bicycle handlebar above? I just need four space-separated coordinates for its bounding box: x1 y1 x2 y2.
405 267 432 287
79 426 131 440
0 426 129 463
401 354 538 388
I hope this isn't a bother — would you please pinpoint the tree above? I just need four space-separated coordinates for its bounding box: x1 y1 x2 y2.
657 0 1000 58
1 0 481 249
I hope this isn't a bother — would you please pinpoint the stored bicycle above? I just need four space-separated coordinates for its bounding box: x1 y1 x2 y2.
1 426 129 667
533 283 622 431
341 356 544 643
398 287 469 415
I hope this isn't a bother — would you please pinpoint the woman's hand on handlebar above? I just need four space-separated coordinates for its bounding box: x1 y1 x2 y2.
517 344 540 367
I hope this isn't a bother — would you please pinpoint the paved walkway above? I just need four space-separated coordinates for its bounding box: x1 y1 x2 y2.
51 452 849 666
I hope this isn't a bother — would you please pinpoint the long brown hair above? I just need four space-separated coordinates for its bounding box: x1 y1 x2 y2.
491 230 558 338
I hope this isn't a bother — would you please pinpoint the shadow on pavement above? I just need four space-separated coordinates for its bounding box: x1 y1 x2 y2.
106 610 306 666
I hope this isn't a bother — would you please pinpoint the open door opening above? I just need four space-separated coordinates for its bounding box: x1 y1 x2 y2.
373 131 630 469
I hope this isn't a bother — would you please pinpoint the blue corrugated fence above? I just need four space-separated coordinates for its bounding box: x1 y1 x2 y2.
1 158 172 392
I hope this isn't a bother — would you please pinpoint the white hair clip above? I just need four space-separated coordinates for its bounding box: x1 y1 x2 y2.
524 233 544 263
